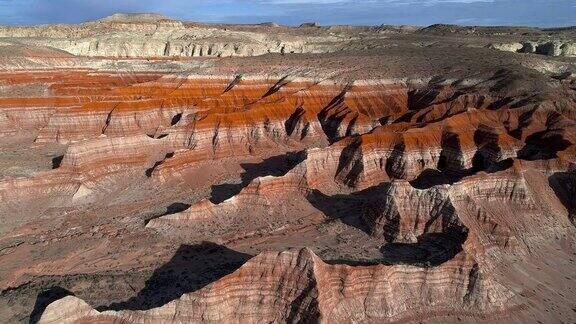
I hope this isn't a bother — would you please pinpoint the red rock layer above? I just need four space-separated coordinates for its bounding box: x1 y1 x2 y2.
3 71 573 182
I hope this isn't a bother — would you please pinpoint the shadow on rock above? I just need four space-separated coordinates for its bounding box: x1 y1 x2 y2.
409 168 458 189
51 155 64 169
306 185 389 235
409 158 513 190
517 131 572 161
409 127 515 190
549 170 576 226
210 151 306 203
99 242 252 311
324 232 466 268
144 202 191 225
145 152 175 177
29 287 74 324
335 138 363 187
379 232 466 267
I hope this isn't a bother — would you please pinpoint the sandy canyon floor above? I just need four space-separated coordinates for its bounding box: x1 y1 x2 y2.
0 13 575 323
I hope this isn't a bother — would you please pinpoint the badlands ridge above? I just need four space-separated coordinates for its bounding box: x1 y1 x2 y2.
0 14 575 323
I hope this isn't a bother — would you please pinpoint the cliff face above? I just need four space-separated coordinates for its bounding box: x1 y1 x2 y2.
490 41 576 57
0 17 342 58
1 17 576 324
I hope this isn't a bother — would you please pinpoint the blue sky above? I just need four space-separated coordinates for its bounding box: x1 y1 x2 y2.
0 0 574 27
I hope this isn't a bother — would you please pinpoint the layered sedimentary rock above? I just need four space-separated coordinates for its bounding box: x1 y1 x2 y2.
38 248 515 324
490 41 576 57
0 14 343 58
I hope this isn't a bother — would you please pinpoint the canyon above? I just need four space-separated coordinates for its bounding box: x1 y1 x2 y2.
0 14 575 324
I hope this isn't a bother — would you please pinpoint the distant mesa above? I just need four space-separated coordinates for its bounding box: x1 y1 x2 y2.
98 13 172 23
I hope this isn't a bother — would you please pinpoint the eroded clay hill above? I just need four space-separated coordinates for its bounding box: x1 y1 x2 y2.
0 15 575 324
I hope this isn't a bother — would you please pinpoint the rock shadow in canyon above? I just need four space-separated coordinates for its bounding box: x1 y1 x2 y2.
410 157 513 189
285 106 307 139
408 87 442 111
262 75 291 98
306 185 388 235
549 170 576 226
336 138 363 186
51 155 64 169
411 129 514 189
144 202 192 225
517 130 572 161
145 152 175 177
325 232 466 267
317 84 353 143
29 287 74 324
385 141 407 180
171 113 183 126
99 242 252 311
378 232 466 267
210 151 306 204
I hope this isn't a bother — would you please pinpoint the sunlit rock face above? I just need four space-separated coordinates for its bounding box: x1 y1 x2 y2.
0 14 341 58
38 248 515 324
0 15 575 324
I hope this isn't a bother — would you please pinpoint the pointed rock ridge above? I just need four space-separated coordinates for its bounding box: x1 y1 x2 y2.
38 248 515 323
363 181 465 244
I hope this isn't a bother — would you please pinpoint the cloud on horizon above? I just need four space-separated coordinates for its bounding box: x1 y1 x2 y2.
0 0 574 27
